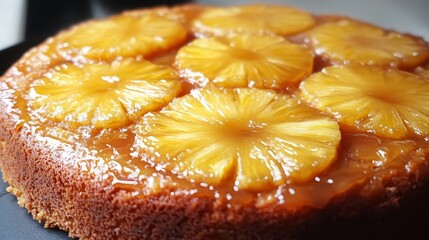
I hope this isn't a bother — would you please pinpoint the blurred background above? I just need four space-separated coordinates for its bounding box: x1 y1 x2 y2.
0 0 428 51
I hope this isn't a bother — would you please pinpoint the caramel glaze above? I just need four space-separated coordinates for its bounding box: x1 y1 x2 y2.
2 6 429 211
4 68 429 211
87 127 429 208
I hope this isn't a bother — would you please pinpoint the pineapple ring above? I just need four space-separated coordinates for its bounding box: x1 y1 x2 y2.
58 15 188 60
308 20 429 69
28 59 182 128
135 87 341 191
300 66 429 139
175 34 313 89
193 5 315 36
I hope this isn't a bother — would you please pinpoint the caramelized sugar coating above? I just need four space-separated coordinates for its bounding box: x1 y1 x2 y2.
135 87 341 190
27 59 182 128
307 19 429 69
192 5 315 37
58 15 189 61
1 4 429 240
175 35 313 89
300 66 429 139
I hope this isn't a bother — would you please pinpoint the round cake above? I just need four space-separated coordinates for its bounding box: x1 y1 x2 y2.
1 4 429 240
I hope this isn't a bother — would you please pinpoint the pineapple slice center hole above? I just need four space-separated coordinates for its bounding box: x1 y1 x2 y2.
365 88 401 105
229 47 261 61
84 74 121 94
217 119 265 140
350 36 384 49
121 22 138 36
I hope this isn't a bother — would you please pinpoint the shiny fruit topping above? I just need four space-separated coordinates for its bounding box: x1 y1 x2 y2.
28 59 182 128
175 34 313 89
135 87 341 190
300 66 429 139
193 5 315 37
308 20 429 69
58 15 188 61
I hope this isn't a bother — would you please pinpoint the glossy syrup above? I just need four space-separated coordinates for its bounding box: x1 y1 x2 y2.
3 10 429 210
87 124 428 208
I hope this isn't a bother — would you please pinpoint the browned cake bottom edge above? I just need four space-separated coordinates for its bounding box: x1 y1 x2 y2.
2 135 429 240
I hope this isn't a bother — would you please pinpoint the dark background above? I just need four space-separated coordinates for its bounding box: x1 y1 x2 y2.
25 0 191 41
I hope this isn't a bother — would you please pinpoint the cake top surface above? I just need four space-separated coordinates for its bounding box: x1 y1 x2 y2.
1 4 429 209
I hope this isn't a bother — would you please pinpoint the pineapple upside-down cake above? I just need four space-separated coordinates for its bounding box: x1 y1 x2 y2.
1 4 429 240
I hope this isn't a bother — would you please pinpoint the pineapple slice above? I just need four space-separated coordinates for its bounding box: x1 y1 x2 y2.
300 66 429 139
135 87 341 191
58 15 188 61
125 5 204 28
28 59 182 128
193 5 315 37
175 35 313 89
308 20 429 69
